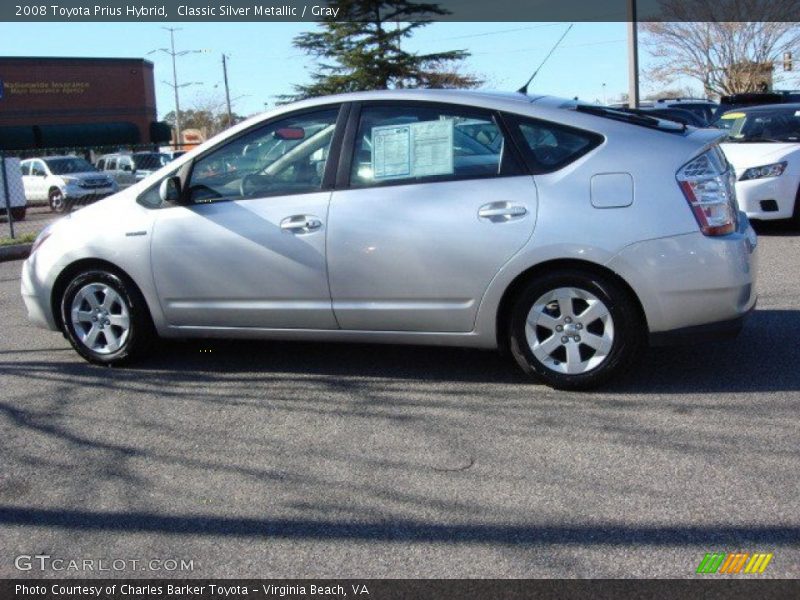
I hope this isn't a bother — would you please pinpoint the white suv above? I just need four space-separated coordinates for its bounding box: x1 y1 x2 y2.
21 156 117 213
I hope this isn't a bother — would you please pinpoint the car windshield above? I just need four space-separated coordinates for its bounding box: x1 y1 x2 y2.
718 108 800 143
45 157 96 174
134 153 170 170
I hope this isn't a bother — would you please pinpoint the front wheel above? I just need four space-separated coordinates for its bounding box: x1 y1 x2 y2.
10 206 26 221
49 188 67 213
60 269 154 365
508 270 645 390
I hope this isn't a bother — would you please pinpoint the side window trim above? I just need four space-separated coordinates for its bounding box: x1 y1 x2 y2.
337 100 529 191
180 103 348 206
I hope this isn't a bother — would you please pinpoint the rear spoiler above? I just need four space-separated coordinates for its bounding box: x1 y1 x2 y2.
685 128 729 161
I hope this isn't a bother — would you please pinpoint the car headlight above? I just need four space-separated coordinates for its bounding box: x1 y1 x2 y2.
62 177 79 185
739 161 787 181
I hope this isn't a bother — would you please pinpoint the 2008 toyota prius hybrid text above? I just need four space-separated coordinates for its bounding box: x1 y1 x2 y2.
20 90 758 390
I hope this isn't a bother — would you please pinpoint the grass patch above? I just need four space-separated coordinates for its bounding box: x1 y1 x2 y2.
0 232 37 246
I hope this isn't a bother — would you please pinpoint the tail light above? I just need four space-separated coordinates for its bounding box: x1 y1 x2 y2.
676 147 738 236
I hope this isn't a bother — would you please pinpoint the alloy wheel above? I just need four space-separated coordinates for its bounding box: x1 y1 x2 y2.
524 287 615 375
70 283 131 354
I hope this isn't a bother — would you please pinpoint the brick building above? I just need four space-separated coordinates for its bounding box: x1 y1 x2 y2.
0 57 170 151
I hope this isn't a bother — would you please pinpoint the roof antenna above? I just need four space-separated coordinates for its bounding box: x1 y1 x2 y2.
517 24 574 95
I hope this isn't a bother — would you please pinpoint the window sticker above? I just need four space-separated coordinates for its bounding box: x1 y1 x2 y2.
371 119 454 181
372 124 411 180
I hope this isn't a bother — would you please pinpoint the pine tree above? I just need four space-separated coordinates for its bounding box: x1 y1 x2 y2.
284 0 482 100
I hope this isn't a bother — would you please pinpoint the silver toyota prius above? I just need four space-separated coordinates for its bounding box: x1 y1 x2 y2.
21 90 758 389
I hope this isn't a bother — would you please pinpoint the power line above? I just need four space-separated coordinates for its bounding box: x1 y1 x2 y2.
457 39 626 57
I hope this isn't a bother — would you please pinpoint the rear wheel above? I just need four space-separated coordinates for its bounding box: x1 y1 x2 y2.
49 188 66 213
10 206 26 221
508 270 645 390
60 269 154 365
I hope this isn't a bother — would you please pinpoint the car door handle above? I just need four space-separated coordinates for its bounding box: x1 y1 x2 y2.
280 215 323 233
478 202 527 222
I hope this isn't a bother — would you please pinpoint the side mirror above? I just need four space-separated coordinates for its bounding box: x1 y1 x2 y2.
121 164 132 172
159 176 182 205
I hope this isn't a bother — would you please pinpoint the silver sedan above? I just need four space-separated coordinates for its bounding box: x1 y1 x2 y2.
21 90 757 389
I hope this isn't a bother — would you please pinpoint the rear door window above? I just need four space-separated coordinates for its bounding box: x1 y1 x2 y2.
348 103 523 188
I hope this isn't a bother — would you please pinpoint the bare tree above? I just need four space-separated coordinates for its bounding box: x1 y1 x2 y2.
163 93 246 139
643 0 800 97
643 85 698 101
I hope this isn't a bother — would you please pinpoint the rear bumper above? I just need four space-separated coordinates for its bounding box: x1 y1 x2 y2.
607 216 758 336
649 304 753 346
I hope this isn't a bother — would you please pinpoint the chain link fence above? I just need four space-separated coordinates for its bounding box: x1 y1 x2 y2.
1 143 185 247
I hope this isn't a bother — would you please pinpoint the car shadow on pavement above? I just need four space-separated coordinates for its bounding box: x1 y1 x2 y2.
0 309 799 394
751 220 800 237
122 307 800 394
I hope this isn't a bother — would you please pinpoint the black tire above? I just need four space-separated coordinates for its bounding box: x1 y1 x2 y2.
49 188 67 213
508 269 645 391
10 206 26 221
60 269 154 365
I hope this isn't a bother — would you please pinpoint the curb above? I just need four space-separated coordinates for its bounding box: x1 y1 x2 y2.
0 243 31 262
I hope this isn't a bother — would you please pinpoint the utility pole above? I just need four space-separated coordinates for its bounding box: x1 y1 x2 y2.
627 0 640 108
149 28 205 149
222 53 233 126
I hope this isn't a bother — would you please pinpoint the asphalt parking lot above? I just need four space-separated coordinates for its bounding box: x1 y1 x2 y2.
0 224 798 579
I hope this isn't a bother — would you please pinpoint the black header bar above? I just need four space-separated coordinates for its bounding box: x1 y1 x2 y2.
4 579 800 600
2 0 799 22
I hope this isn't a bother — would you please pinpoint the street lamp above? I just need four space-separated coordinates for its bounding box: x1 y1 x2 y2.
148 27 208 148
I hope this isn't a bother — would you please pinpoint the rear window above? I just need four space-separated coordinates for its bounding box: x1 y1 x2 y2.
505 114 602 173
